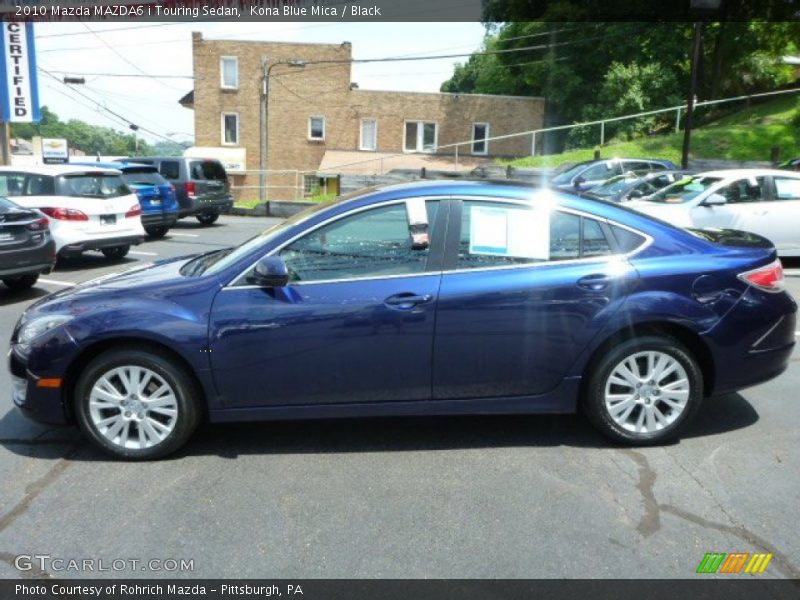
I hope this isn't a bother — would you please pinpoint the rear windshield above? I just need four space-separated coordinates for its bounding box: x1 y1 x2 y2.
56 174 131 199
646 176 721 204
0 172 56 196
189 160 227 181
121 169 166 187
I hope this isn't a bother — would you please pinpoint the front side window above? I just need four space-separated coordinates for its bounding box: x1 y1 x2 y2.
457 201 614 269
360 118 377 151
772 177 800 200
472 123 489 155
222 112 239 145
404 121 437 153
279 201 439 283
220 56 238 89
308 116 325 141
718 177 766 204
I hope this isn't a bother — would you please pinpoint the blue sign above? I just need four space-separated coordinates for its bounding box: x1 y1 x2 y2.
0 21 40 123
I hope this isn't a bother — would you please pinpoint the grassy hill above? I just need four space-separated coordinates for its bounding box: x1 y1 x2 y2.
505 95 800 168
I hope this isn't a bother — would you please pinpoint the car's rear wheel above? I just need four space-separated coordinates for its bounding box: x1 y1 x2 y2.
583 335 703 445
101 245 129 260
145 225 168 239
3 273 39 290
196 213 218 226
74 348 201 460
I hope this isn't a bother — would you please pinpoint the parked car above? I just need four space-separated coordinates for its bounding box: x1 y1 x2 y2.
779 158 800 171
0 197 55 290
120 156 233 225
0 166 145 260
10 180 796 459
549 158 679 192
74 162 179 238
628 169 800 257
582 170 694 203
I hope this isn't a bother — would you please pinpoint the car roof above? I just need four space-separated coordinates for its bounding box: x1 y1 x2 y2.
697 168 800 178
0 164 122 176
73 161 155 171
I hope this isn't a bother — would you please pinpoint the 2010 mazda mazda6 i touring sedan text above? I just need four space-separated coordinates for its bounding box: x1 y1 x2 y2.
8 181 797 459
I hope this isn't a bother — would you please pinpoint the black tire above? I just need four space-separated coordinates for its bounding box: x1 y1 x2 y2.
3 273 39 290
145 225 169 239
196 213 219 226
101 245 130 260
74 347 201 460
582 335 703 446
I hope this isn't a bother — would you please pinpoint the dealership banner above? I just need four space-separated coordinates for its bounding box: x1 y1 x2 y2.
0 20 40 123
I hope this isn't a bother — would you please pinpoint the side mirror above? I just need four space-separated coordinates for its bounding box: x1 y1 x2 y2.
703 193 727 206
247 256 289 287
627 189 644 199
573 176 586 188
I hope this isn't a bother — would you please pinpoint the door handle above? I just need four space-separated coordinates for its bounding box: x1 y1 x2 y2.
577 274 611 291
384 293 433 309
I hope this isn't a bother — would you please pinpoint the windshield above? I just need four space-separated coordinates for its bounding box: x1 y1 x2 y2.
550 162 589 185
56 173 131 198
121 169 166 187
589 174 639 197
645 176 721 204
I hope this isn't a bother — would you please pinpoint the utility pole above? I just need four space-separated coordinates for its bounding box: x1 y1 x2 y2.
0 123 10 166
259 57 268 204
681 22 703 169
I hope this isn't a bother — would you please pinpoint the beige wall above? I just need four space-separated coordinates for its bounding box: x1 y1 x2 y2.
189 33 545 200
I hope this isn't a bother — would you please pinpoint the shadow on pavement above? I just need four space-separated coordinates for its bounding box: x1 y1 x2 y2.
0 392 759 461
0 286 51 307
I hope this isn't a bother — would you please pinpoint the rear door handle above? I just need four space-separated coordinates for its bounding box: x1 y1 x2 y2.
577 274 611 291
384 293 433 309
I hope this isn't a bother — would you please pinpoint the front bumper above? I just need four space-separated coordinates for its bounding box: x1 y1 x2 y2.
59 234 144 257
9 348 70 425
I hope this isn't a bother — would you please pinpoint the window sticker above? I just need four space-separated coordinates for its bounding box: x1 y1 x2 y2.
406 198 430 250
469 205 549 259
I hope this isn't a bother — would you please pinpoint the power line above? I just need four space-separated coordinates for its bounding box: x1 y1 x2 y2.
45 70 194 79
36 22 183 38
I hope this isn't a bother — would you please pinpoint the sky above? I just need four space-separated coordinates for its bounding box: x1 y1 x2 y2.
33 22 488 145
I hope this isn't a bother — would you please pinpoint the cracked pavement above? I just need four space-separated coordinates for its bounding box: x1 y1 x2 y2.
0 216 798 579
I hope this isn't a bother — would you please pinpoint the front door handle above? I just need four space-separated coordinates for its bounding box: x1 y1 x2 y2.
577 274 611 291
384 293 433 309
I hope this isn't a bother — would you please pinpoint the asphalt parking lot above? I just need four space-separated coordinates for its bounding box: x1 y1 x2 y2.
0 215 798 579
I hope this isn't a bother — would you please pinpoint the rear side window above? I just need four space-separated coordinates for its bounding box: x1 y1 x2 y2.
0 172 55 196
456 201 614 269
121 168 167 186
189 160 227 181
158 161 180 180
56 174 130 198
773 177 800 200
609 225 647 253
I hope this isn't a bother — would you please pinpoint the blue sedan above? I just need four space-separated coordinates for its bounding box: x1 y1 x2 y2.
9 181 796 459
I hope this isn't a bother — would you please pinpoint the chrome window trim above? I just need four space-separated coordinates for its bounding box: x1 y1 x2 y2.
222 195 654 290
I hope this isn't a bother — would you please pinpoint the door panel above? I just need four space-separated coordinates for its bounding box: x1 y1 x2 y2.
690 177 767 232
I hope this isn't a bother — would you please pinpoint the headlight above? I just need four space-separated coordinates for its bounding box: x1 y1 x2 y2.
16 314 73 353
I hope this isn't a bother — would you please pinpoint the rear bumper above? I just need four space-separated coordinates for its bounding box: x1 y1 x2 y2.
59 234 144 256
141 213 178 227
178 196 233 217
0 239 56 277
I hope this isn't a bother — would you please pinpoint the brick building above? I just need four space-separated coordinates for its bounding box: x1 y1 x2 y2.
180 33 545 200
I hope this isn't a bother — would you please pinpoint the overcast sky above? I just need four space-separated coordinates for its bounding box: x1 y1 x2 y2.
33 22 487 145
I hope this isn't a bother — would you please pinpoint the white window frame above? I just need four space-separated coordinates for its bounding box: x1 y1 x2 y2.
403 120 438 154
220 56 239 90
471 122 490 156
308 115 326 141
221 112 239 146
359 118 378 152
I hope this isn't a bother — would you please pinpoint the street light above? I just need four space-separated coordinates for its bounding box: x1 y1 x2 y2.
681 0 723 169
260 59 306 203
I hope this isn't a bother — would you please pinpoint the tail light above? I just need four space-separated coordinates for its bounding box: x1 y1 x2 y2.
40 207 88 221
185 182 196 198
125 203 142 218
26 217 49 231
738 260 785 293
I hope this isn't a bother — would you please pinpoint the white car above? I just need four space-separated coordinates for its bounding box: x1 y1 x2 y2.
0 165 145 260
628 169 800 257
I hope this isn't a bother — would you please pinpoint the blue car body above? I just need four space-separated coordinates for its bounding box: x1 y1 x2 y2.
10 181 796 435
73 161 179 233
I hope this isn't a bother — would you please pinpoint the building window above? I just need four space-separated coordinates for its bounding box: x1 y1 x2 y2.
472 122 489 155
404 121 437 153
308 116 325 141
220 56 238 89
303 174 320 196
360 118 377 151
221 112 239 145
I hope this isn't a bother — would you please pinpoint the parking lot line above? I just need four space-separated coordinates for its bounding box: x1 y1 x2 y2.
129 250 159 256
169 232 199 238
39 278 76 287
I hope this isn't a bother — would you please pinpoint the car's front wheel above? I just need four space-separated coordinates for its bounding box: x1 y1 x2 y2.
196 213 218 226
583 335 703 445
101 245 129 260
3 273 39 290
74 347 201 460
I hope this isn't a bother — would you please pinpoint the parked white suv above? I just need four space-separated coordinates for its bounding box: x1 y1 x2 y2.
0 165 145 260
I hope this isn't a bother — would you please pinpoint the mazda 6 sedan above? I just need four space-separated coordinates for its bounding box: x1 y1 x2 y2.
9 181 797 459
